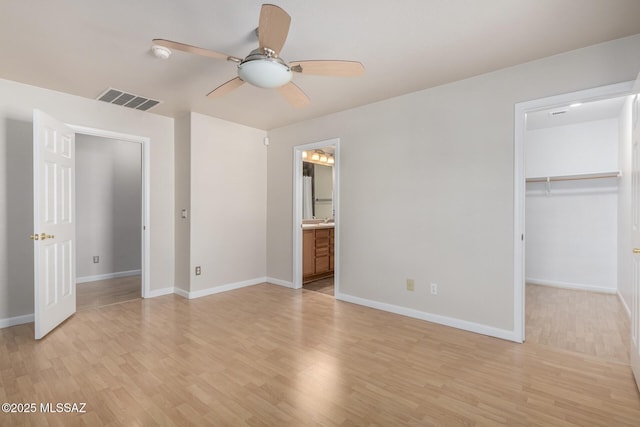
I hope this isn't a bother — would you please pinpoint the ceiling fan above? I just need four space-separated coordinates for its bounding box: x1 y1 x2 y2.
152 3 364 108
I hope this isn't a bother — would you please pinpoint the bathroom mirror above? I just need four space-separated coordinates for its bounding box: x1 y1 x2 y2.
302 162 333 219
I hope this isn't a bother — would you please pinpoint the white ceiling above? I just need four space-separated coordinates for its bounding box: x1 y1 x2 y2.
2 1 640 130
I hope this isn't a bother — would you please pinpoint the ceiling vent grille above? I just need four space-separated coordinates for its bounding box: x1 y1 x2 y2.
96 88 161 112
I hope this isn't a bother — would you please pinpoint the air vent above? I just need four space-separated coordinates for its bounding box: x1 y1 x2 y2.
550 110 568 116
96 88 161 112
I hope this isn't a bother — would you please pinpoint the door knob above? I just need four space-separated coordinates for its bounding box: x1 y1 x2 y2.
29 234 40 240
634 248 640 254
40 233 55 240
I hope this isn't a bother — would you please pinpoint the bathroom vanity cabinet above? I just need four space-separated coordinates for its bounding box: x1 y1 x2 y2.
303 226 334 283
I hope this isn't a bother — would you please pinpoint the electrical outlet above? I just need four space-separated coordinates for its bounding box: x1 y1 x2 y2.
430 283 438 295
406 278 415 291
195 266 201 276
93 256 99 264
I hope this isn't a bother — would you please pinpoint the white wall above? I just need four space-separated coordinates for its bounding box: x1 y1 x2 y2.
525 119 619 177
188 112 267 293
174 114 191 292
618 96 634 312
76 134 141 279
266 35 640 338
525 119 619 292
0 78 174 323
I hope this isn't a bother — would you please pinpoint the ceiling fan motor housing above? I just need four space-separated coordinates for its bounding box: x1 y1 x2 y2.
237 48 292 88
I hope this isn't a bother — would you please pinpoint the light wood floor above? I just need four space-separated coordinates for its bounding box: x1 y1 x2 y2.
303 276 334 296
1 283 639 426
76 275 141 311
525 284 630 364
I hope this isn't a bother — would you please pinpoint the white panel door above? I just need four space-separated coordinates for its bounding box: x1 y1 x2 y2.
631 74 640 390
33 110 76 339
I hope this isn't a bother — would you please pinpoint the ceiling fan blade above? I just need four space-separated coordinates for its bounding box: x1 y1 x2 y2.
258 4 291 55
289 60 365 77
277 82 310 108
152 39 241 62
207 77 245 98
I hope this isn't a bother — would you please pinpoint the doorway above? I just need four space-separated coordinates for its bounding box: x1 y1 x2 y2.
32 112 151 338
293 138 340 296
75 134 143 310
514 81 635 345
69 125 151 304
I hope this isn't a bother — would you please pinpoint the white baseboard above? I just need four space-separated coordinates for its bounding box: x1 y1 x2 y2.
0 313 34 329
145 287 175 298
178 277 266 300
335 292 518 343
618 290 632 318
526 277 616 294
266 277 295 288
77 269 141 284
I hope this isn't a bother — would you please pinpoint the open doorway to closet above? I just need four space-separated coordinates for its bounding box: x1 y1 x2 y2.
75 134 142 310
514 81 636 364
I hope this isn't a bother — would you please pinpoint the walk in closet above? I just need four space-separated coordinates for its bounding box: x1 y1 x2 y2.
524 101 625 293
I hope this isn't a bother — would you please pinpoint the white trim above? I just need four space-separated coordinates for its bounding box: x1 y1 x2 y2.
292 138 340 292
618 290 632 318
76 269 141 284
267 277 295 288
146 287 176 298
69 125 151 299
0 313 34 329
526 277 616 294
513 81 634 345
177 277 265 300
335 292 518 342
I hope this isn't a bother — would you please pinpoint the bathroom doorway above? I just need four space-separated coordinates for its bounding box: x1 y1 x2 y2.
293 138 340 296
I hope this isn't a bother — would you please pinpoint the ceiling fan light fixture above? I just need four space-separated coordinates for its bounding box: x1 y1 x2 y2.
238 51 292 89
151 45 172 59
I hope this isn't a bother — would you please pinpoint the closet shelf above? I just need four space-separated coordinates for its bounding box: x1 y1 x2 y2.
526 170 621 183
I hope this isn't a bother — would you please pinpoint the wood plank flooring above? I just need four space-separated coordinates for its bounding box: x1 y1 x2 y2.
1 283 639 426
76 275 141 311
525 284 630 364
303 276 334 296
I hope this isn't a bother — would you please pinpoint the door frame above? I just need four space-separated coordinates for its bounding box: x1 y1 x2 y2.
513 81 634 343
69 125 151 298
292 138 340 291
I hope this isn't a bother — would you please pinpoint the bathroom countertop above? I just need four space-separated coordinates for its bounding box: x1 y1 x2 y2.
301 223 335 230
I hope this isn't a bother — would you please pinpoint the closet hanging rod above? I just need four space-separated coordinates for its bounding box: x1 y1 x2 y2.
526 170 621 183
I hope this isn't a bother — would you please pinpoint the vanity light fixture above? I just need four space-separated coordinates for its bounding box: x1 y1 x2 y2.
304 149 334 166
